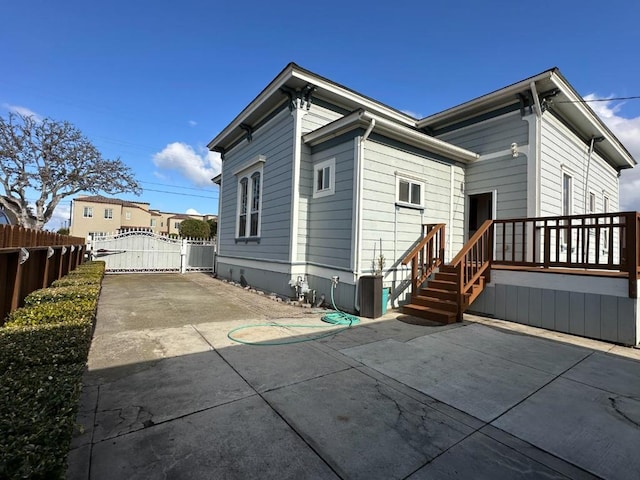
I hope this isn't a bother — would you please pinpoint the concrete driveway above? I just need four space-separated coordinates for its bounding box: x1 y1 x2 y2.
67 273 640 479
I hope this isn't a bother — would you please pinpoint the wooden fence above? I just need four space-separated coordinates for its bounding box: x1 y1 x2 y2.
0 225 86 324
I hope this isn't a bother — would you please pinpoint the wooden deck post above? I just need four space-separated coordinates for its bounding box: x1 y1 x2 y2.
626 212 638 298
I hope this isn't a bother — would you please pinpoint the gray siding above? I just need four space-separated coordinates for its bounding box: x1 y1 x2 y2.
437 111 530 222
219 109 294 261
301 140 355 268
301 104 344 135
471 282 638 346
540 113 619 217
360 140 465 287
465 154 529 219
436 111 528 155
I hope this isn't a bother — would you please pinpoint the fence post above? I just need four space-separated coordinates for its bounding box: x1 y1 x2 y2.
180 238 187 274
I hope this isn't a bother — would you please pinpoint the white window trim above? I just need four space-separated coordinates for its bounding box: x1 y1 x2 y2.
395 174 425 209
313 158 335 199
562 172 573 216
83 206 93 218
125 211 131 220
236 163 263 239
104 208 113 220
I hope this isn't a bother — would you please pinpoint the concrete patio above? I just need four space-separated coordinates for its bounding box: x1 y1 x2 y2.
67 273 640 479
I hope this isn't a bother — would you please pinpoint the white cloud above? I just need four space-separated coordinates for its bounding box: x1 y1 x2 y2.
44 202 71 231
585 95 640 210
152 142 221 187
2 103 43 122
188 120 197 126
185 208 201 215
401 109 422 119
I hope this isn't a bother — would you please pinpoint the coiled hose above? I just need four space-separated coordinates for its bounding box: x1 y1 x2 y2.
227 283 360 346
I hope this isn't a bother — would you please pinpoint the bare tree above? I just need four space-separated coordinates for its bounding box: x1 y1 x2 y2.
0 113 141 229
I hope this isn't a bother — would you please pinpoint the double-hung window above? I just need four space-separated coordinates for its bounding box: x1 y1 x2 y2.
396 175 424 208
104 208 113 219
83 206 93 218
235 155 265 239
313 158 335 199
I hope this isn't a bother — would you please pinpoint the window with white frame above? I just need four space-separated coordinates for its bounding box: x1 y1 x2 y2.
396 176 424 208
83 206 93 218
150 219 157 227
236 163 263 238
588 192 596 214
125 211 131 220
313 158 335 199
104 208 113 219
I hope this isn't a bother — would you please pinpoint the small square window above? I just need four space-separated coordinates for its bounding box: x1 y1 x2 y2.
396 177 424 208
313 158 335 199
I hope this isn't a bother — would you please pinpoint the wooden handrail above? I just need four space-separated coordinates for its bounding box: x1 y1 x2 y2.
450 220 493 266
401 224 445 266
401 223 446 298
450 219 493 320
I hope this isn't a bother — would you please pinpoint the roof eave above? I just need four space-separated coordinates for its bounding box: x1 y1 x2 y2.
417 69 557 129
303 110 479 163
549 74 636 169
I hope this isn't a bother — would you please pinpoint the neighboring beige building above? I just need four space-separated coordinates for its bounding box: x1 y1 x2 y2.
69 195 216 238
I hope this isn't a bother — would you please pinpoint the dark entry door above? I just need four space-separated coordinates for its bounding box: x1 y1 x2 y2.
468 192 493 238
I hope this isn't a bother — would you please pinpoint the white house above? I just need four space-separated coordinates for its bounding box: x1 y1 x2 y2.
208 63 638 345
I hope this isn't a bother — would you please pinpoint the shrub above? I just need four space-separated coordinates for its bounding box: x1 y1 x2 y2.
4 299 96 327
0 363 85 479
51 276 101 287
23 285 100 307
0 260 104 478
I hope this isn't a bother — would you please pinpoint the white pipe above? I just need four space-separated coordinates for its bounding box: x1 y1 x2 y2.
529 81 542 117
449 165 454 262
353 118 375 312
584 137 596 213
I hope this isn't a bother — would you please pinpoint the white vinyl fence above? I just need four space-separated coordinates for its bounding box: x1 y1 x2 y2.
89 231 215 273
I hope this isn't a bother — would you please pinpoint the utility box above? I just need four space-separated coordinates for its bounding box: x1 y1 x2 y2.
359 275 382 318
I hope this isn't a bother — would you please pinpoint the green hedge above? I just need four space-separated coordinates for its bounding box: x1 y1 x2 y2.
0 261 104 479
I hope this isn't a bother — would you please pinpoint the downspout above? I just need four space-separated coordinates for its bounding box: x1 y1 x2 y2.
584 137 595 213
353 118 375 312
449 165 454 262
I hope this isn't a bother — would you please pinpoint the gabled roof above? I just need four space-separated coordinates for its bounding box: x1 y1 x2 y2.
207 63 418 153
418 68 635 170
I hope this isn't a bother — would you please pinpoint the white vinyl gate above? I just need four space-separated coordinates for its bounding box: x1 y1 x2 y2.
90 231 216 273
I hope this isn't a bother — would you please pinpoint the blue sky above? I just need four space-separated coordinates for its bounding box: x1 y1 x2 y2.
2 0 639 230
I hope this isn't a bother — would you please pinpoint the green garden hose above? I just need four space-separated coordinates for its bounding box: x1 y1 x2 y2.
227 283 360 346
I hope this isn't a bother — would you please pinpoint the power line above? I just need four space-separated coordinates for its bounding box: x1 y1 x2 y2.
140 180 216 192
555 95 640 104
142 187 217 199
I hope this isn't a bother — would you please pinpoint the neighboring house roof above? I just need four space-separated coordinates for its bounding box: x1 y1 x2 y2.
75 195 150 212
417 68 635 170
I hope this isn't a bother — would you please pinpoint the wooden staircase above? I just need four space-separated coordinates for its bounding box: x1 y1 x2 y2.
401 220 493 324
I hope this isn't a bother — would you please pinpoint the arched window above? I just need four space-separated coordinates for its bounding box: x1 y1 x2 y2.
250 171 261 236
238 177 248 237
